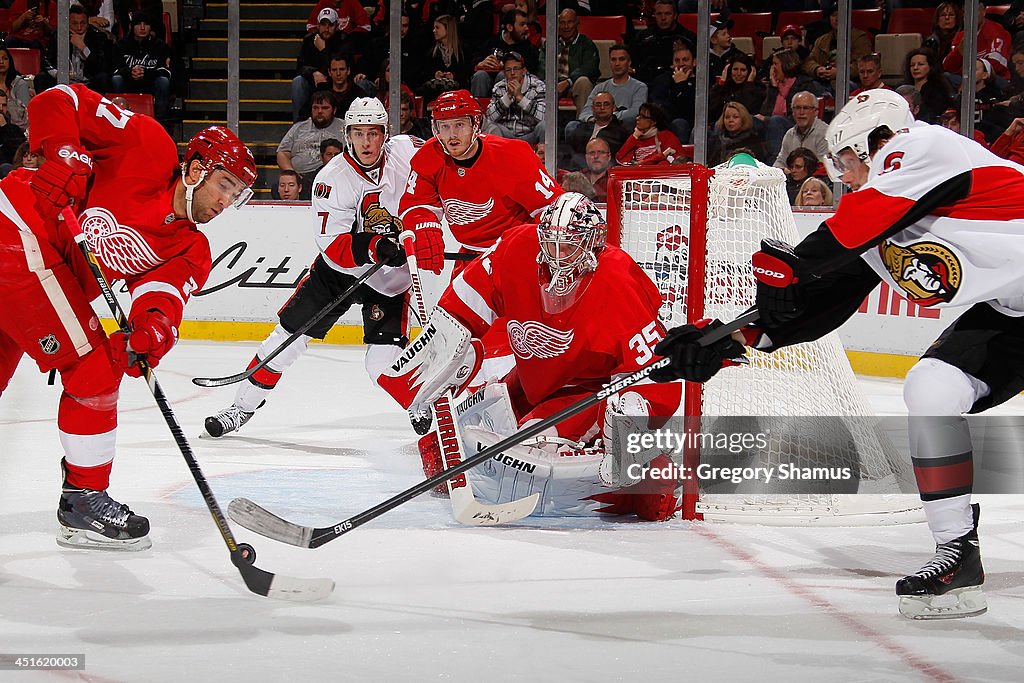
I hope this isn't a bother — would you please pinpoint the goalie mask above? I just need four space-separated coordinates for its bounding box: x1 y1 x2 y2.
825 90 915 183
181 126 257 223
536 192 607 314
345 97 390 168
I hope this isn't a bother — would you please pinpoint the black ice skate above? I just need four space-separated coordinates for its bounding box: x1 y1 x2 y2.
57 480 152 552
896 503 985 620
204 403 256 438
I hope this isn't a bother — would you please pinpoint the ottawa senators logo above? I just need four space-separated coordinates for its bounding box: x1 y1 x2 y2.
879 240 962 306
313 182 332 199
360 192 403 234
369 304 384 321
878 151 904 175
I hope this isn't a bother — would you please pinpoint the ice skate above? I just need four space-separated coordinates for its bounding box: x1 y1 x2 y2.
897 503 986 620
203 403 256 438
57 485 152 551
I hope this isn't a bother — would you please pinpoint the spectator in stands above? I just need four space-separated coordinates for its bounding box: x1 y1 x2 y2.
707 15 743 86
574 44 647 134
851 53 889 95
923 2 963 64
1002 1 1024 43
650 43 696 144
35 4 112 94
967 57 1010 140
0 47 32 132
277 90 345 200
794 177 833 208
471 9 538 98
114 1 164 41
630 0 695 86
778 24 809 63
79 0 115 37
579 137 612 202
904 47 953 124
291 7 348 122
536 8 599 118
896 83 924 119
305 0 372 39
4 0 53 50
11 140 40 170
416 0 493 57
616 101 682 166
277 170 303 201
319 54 360 119
398 91 432 138
515 0 543 47
417 14 471 104
804 6 873 95
709 52 764 124
320 137 343 165
782 146 819 205
988 115 1024 162
939 107 990 147
0 90 26 174
943 1 1012 82
995 49 1024 117
482 50 546 145
773 90 827 168
110 13 172 124
756 49 817 163
565 90 629 166
559 171 598 201
707 100 766 167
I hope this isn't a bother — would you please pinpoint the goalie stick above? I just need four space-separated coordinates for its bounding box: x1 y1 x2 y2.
191 259 389 388
62 208 333 602
398 230 539 525
226 307 758 548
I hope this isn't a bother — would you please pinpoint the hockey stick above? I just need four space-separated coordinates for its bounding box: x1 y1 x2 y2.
226 308 758 548
399 231 539 525
444 252 476 261
61 208 333 601
191 258 389 387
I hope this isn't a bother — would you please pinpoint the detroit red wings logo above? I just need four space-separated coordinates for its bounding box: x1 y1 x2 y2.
80 207 163 275
507 320 574 359
442 197 494 225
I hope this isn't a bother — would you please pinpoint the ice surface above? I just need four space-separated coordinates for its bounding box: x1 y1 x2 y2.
1 341 1023 682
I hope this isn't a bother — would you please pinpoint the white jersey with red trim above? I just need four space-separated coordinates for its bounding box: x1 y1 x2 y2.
826 123 1024 316
311 134 422 296
438 224 680 416
398 135 563 252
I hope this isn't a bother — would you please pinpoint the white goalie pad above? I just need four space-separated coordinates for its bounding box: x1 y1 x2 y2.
454 382 519 437
377 308 482 411
599 390 668 488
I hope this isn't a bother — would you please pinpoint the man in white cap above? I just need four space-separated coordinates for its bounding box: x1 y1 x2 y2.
290 7 347 121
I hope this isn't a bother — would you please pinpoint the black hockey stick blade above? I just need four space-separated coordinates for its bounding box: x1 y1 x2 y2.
192 259 389 387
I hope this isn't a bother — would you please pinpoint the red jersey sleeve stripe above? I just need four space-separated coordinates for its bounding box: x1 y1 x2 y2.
322 234 358 269
825 188 916 249
448 274 497 335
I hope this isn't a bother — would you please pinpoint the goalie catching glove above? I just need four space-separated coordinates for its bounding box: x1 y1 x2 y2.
650 319 749 384
752 238 805 328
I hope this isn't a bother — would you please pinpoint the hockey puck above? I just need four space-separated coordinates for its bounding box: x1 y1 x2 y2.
237 543 256 565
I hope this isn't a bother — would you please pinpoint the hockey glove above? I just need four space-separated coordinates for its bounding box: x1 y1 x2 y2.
413 225 446 274
109 309 177 378
752 238 804 328
650 318 748 383
31 144 93 221
352 232 408 267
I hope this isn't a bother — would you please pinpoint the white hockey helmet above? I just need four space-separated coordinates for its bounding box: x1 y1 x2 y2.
536 192 608 313
344 97 390 166
825 89 915 182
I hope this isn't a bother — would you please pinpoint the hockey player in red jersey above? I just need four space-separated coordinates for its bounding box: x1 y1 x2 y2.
653 89 1024 618
0 84 257 551
398 89 563 276
381 193 683 520
204 98 417 438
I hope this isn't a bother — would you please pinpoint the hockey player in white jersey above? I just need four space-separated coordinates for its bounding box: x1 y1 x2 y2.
205 98 421 437
653 89 1024 619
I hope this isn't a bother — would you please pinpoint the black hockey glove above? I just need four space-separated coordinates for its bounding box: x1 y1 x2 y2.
650 319 748 383
352 232 408 267
752 238 804 328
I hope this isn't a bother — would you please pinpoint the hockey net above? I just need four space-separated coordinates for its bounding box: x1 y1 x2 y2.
606 163 921 525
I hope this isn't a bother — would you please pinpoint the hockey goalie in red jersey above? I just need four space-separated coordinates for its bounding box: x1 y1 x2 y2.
381 193 683 520
0 83 256 551
398 89 563 276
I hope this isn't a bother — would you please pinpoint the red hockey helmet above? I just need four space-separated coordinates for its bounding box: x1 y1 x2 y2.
184 126 257 194
430 89 482 120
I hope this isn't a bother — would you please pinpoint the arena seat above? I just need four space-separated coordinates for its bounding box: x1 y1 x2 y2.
887 8 933 37
7 47 40 76
875 33 923 80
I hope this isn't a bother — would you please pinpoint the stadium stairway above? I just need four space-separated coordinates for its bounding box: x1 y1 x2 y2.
182 0 307 198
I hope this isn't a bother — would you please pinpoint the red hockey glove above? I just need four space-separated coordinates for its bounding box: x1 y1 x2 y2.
30 144 93 221
751 238 804 328
352 232 408 267
109 310 177 377
650 318 747 383
413 225 445 274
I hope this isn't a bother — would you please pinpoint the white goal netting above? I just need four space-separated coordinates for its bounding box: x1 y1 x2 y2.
609 162 921 525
